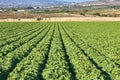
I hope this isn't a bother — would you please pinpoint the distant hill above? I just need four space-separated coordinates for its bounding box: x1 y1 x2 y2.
1 0 120 8
98 0 119 2
0 0 69 8
74 0 120 6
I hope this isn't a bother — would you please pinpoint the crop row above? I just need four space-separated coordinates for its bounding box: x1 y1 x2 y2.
0 23 51 80
0 23 36 40
0 23 51 57
0 23 46 48
7 24 54 80
0 22 120 80
62 22 120 80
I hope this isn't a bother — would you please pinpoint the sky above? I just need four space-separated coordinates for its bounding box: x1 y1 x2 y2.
58 0 94 2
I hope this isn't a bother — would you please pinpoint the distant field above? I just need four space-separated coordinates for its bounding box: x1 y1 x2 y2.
0 13 81 19
0 22 120 80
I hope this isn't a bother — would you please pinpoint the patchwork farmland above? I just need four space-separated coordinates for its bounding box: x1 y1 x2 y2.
0 22 120 80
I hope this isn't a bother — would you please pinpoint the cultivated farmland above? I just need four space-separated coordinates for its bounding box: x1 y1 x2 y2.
0 22 120 80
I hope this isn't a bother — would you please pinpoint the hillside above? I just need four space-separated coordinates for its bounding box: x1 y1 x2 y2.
76 0 120 6
0 0 68 8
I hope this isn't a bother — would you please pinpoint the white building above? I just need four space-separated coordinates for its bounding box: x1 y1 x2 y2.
0 9 3 12
17 10 25 12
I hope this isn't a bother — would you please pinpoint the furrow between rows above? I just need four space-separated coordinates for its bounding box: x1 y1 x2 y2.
0 23 51 80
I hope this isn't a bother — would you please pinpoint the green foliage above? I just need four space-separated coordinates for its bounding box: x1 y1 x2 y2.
0 22 120 80
92 12 101 16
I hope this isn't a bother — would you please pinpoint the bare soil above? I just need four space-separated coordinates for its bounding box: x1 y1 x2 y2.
0 12 120 22
0 17 120 22
0 13 82 19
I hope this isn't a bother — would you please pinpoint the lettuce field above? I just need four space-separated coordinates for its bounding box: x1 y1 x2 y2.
0 22 120 80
